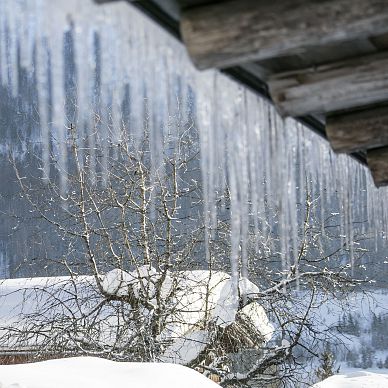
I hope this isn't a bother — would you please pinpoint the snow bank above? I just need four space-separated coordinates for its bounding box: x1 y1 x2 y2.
313 370 388 388
0 356 219 388
0 276 94 325
102 266 173 300
239 302 273 342
0 270 274 365
101 267 274 337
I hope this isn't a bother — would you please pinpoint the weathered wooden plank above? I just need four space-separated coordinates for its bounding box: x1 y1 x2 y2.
256 37 377 76
268 52 388 116
180 0 388 70
326 106 388 153
367 147 388 187
370 32 388 50
94 0 120 3
177 0 212 8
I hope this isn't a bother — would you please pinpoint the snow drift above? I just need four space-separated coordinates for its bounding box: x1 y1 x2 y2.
0 356 220 388
313 370 388 388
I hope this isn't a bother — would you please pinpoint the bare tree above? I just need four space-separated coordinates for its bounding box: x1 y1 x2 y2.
3 117 372 387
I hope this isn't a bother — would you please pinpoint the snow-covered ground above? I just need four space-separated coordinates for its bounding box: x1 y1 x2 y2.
0 356 219 388
316 289 388 330
0 269 274 365
313 369 388 388
313 289 388 368
3 274 388 386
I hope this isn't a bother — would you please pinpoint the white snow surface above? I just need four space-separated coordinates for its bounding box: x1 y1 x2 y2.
102 266 173 300
0 270 273 364
313 370 388 388
161 330 209 365
312 289 388 362
102 267 273 332
102 268 274 364
0 356 219 388
239 302 273 342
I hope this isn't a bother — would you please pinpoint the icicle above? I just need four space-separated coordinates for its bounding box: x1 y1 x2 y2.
74 7 89 170
2 0 388 294
196 70 213 264
35 38 50 181
0 9 7 87
7 0 19 98
48 4 68 198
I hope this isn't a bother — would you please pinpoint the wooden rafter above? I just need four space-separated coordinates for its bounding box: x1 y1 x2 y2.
181 0 388 70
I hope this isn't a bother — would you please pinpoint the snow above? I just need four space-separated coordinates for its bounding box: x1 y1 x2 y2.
161 330 209 365
101 267 274 335
101 266 173 300
0 271 273 364
311 289 388 361
239 277 260 297
0 276 92 325
0 276 99 349
315 290 388 329
313 370 388 388
239 302 273 342
0 356 219 388
101 268 134 297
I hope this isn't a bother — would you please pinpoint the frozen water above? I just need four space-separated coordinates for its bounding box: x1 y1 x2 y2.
0 0 387 303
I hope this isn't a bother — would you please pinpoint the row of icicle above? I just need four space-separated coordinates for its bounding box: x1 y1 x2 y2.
0 0 387 299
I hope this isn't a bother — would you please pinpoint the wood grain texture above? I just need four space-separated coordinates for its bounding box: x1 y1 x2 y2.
326 107 388 153
268 52 388 116
367 147 388 187
181 0 388 69
255 37 377 76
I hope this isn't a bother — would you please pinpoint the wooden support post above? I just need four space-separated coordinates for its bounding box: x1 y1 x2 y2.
367 147 388 187
181 0 388 70
268 52 388 116
326 106 388 153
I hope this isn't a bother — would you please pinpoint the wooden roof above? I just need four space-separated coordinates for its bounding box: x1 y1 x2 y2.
97 0 388 186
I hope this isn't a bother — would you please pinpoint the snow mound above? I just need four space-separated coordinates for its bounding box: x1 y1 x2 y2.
240 302 273 342
161 330 209 364
0 356 219 388
0 270 273 366
101 266 172 300
313 370 388 388
101 268 135 297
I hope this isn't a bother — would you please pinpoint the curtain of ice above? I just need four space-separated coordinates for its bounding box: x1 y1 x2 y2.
1 0 388 304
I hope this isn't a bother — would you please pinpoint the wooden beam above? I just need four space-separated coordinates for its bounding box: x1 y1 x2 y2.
180 0 388 70
93 0 122 3
268 52 388 117
326 106 388 153
367 147 388 187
